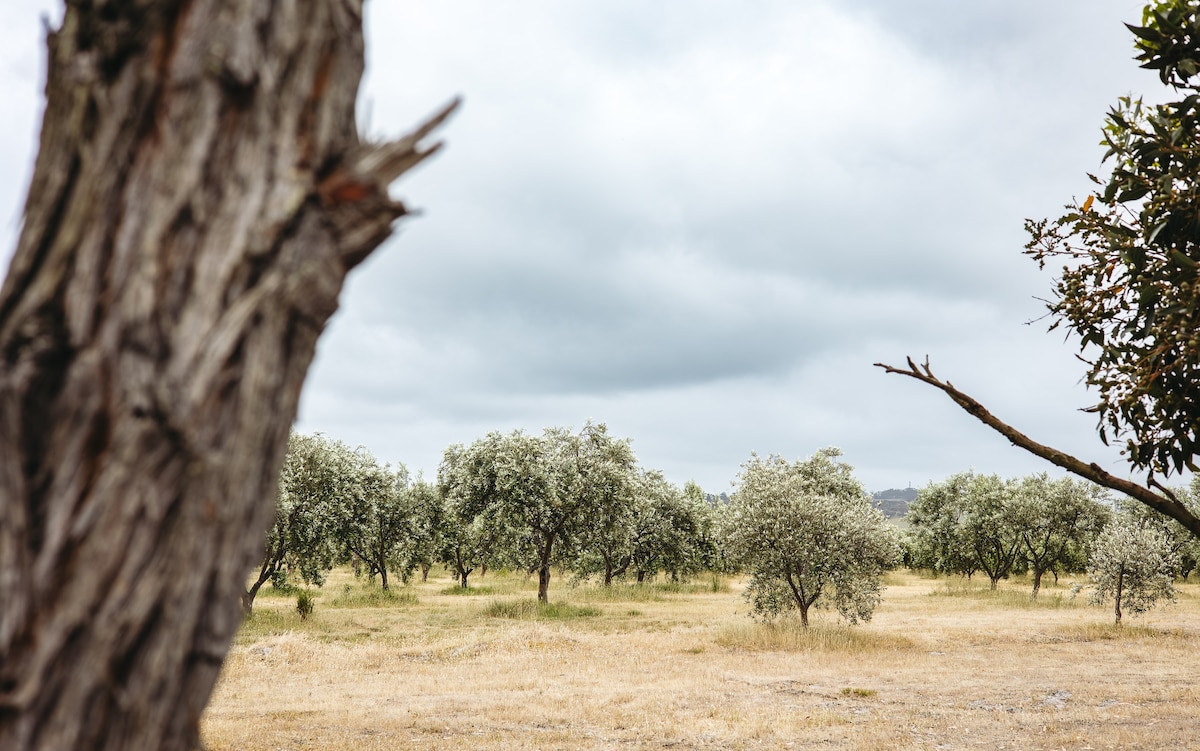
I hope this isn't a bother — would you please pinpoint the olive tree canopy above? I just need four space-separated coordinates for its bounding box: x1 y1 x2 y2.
720 448 899 627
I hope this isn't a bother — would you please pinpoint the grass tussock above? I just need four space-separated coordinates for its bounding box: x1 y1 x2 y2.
238 607 292 639
438 585 500 596
655 576 731 595
1045 622 1190 643
328 585 417 608
573 576 730 602
483 599 601 620
928 578 1083 609
716 618 915 653
572 584 667 602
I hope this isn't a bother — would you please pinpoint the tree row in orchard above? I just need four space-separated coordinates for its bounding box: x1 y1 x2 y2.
904 472 1200 621
245 428 901 625
242 423 722 613
246 427 1193 627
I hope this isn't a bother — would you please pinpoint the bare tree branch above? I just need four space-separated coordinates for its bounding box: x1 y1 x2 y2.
875 356 1200 539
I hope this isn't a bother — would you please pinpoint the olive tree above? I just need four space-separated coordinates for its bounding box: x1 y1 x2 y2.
460 429 565 602
904 475 982 578
905 472 1022 589
682 481 726 574
439 507 503 589
438 443 506 589
407 477 444 583
720 449 899 627
1011 474 1111 596
243 433 343 615
451 423 631 602
625 471 709 583
1088 514 1179 624
564 427 639 586
330 452 423 591
878 1 1200 538
0 3 454 748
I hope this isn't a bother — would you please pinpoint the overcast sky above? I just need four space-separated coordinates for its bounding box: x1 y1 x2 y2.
1 1 1165 494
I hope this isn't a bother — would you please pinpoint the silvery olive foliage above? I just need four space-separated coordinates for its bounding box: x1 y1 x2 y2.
407 476 444 582
720 448 899 627
625 471 713 583
450 428 569 602
249 433 435 601
259 426 727 601
330 453 427 591
437 442 511 588
562 425 641 586
572 468 709 586
567 462 638 587
1088 513 1179 624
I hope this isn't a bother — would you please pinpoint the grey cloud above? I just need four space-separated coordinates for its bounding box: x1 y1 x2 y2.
1 1 1159 491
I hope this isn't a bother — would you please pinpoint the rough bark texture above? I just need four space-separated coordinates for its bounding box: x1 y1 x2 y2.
876 357 1200 539
0 3 455 750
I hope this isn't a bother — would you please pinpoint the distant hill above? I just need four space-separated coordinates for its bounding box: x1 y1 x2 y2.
872 487 918 519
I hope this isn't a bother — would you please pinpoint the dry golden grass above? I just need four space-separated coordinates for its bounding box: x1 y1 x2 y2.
202 569 1200 750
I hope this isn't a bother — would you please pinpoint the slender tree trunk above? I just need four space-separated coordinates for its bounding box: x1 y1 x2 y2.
784 572 813 629
1114 568 1125 625
536 534 555 603
454 551 471 588
379 563 390 592
243 546 283 616
0 4 455 750
1031 567 1044 598
242 575 269 617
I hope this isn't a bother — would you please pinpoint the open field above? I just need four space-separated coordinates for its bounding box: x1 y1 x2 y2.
202 569 1200 750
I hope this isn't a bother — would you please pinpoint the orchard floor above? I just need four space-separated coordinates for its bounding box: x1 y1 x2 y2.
202 569 1200 750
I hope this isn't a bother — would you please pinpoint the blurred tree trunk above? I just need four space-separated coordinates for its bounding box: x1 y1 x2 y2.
0 3 454 750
